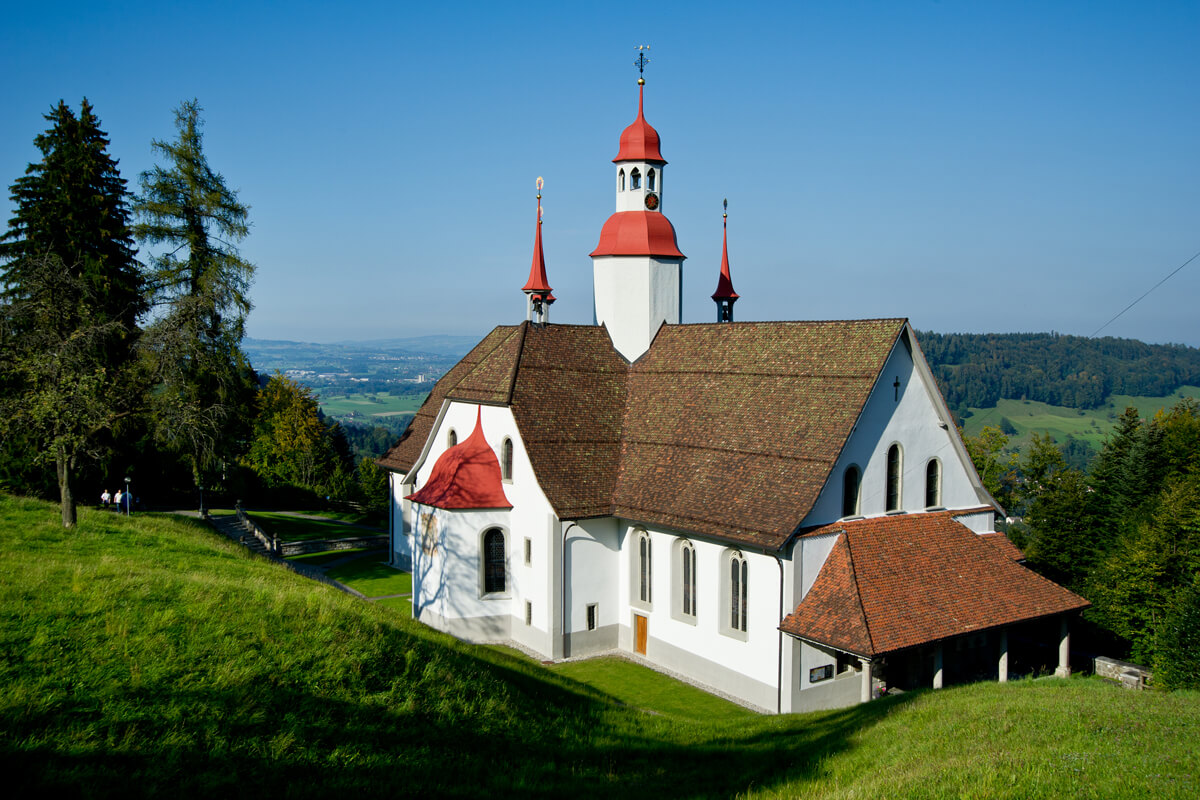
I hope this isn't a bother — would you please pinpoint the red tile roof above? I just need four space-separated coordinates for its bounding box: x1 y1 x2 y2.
381 318 905 548
406 408 512 510
779 512 1089 657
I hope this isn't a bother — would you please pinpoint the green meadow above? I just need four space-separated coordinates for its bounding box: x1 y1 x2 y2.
2 494 1197 797
316 390 425 421
961 386 1200 450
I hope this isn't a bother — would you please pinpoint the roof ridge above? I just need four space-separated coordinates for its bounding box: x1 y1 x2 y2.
630 368 880 379
505 321 530 406
840 533 878 656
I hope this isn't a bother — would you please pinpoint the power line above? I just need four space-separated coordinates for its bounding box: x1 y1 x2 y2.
1090 248 1200 338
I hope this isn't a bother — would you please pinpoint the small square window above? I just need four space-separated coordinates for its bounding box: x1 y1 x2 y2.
525 600 532 627
586 603 598 631
524 537 532 566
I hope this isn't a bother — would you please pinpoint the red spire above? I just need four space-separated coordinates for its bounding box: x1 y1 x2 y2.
522 179 552 295
614 82 666 164
405 407 512 510
712 202 739 301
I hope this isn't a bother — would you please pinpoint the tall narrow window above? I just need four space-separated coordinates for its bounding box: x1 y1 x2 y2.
630 168 641 190
887 444 902 512
483 528 505 594
926 459 942 508
730 553 748 632
647 168 656 191
681 541 696 616
618 169 625 191
842 466 861 517
501 438 513 481
587 603 598 631
447 428 457 447
638 532 652 603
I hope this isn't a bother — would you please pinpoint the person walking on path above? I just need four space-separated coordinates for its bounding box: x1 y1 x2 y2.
101 489 111 509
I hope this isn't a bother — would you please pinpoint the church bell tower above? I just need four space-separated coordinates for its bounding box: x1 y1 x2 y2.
589 48 686 361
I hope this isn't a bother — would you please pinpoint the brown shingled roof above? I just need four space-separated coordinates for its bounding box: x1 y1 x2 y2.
380 318 906 548
779 512 1089 657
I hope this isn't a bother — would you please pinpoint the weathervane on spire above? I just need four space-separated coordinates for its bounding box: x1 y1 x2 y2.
536 176 544 224
635 45 650 85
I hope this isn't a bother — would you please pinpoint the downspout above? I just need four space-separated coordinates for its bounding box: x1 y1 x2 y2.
561 521 580 659
774 552 784 715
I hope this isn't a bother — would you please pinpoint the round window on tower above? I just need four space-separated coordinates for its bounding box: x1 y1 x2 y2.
644 192 659 211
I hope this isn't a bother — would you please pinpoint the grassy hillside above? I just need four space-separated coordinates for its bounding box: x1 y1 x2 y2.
2 494 1197 798
961 386 1200 451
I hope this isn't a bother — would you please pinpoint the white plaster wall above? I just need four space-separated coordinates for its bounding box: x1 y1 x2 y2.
954 510 997 533
389 472 414 568
615 161 664 212
564 517 620 634
804 334 987 526
798 531 841 599
591 255 682 362
615 521 782 705
404 401 561 657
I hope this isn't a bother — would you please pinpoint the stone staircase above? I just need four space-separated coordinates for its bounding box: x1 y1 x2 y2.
207 512 271 556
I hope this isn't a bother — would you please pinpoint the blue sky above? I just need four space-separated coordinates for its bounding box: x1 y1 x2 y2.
3 1 1198 346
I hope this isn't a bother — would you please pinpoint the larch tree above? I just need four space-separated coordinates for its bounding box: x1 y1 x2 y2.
0 100 145 527
133 100 257 509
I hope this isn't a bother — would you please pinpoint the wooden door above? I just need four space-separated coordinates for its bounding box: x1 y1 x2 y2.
634 614 647 655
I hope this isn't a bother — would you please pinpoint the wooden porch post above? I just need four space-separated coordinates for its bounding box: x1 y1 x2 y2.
860 658 872 702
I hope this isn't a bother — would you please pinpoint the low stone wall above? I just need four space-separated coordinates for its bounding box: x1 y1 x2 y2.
279 535 388 557
1094 656 1152 689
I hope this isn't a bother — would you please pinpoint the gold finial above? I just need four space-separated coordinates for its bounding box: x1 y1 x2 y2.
723 197 728 221
635 45 650 84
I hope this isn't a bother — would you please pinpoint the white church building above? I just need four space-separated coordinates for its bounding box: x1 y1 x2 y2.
379 73 1088 713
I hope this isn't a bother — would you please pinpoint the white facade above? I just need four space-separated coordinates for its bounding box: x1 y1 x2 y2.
389 331 1000 713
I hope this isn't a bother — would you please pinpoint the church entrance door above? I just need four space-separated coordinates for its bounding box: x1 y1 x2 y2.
634 614 647 654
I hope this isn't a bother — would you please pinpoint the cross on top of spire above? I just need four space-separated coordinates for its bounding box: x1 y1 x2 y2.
635 45 650 85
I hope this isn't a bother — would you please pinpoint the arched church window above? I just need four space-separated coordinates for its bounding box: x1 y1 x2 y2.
887 444 903 512
501 438 513 481
618 169 625 192
637 530 652 604
681 540 696 616
630 168 641 190
925 458 942 508
842 465 861 517
483 528 506 594
730 552 747 632
647 168 656 191
447 428 457 447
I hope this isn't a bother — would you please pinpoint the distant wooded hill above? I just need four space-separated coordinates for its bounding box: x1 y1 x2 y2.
918 332 1200 410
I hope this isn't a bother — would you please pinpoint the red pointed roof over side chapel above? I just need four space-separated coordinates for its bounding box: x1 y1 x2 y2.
405 407 512 510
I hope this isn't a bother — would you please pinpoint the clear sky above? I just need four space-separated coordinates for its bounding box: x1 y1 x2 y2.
3 1 1198 347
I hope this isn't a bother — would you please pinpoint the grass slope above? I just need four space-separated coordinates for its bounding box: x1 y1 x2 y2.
961 386 1200 449
2 494 1197 798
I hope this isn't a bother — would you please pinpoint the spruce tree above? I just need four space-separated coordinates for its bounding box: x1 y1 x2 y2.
0 100 145 526
133 100 257 507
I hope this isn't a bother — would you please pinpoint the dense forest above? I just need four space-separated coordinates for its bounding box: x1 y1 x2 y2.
965 399 1200 687
919 331 1200 411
